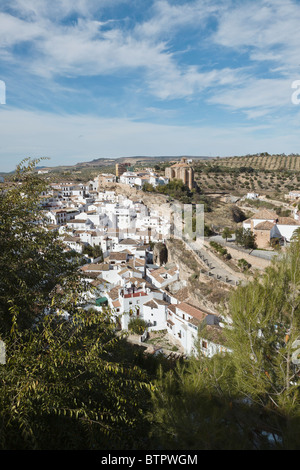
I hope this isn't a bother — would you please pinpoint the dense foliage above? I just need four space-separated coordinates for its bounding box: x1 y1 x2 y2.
0 159 85 334
0 160 152 449
235 227 257 249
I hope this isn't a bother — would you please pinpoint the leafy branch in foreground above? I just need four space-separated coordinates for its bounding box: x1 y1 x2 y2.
0 159 152 449
0 309 152 450
0 158 85 333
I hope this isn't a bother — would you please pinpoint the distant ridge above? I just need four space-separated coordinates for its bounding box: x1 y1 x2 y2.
75 155 211 167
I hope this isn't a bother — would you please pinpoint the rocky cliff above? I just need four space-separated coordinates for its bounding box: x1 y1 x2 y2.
165 238 232 313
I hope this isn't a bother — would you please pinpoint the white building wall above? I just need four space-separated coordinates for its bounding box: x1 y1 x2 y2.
120 292 153 330
143 305 167 331
277 224 299 241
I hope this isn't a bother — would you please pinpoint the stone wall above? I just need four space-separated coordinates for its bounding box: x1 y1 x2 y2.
224 245 271 271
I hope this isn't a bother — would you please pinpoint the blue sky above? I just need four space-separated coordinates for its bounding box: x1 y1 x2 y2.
1 0 300 171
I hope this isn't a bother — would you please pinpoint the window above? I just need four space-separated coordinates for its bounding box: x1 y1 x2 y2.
202 340 208 349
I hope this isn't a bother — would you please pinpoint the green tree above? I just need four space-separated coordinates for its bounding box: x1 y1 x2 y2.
242 228 257 249
204 224 213 237
222 227 232 242
0 309 152 450
82 244 103 261
0 158 87 334
235 227 244 246
235 227 257 249
128 318 148 335
0 159 152 449
237 258 251 272
142 182 155 192
150 237 300 449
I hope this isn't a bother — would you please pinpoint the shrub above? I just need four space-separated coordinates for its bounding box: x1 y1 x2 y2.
128 318 147 335
238 258 251 271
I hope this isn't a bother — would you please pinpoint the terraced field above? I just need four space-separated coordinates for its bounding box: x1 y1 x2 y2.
217 154 300 171
192 155 300 198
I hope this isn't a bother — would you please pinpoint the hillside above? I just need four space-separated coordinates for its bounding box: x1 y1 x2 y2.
192 154 300 199
215 153 300 171
0 155 210 182
75 155 210 167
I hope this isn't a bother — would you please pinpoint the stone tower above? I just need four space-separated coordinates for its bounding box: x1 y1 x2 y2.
165 157 194 190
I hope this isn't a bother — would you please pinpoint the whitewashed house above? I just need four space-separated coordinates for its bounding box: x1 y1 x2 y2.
67 217 95 231
288 190 300 200
146 264 179 289
166 302 224 357
109 284 153 330
62 234 83 253
120 172 138 185
142 298 168 332
246 192 259 200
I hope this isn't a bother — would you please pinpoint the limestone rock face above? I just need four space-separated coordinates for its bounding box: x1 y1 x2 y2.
153 243 168 266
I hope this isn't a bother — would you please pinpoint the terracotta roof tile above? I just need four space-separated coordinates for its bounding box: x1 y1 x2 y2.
176 302 210 321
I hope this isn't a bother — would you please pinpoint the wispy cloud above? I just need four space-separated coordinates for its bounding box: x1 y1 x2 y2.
0 106 294 172
0 0 244 101
1 0 300 170
214 0 300 72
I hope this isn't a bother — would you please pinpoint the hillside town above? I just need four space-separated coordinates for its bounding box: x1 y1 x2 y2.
3 0 300 451
39 160 300 361
38 167 231 359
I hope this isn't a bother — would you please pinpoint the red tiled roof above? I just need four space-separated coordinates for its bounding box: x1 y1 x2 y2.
176 302 210 321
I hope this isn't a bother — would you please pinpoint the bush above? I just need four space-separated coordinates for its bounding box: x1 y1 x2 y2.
238 258 251 271
209 241 230 258
128 318 147 335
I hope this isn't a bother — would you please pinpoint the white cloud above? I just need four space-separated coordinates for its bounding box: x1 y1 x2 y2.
1 0 300 118
147 64 247 100
214 0 300 72
209 77 294 116
0 12 43 50
3 0 126 21
0 0 242 99
134 0 222 41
